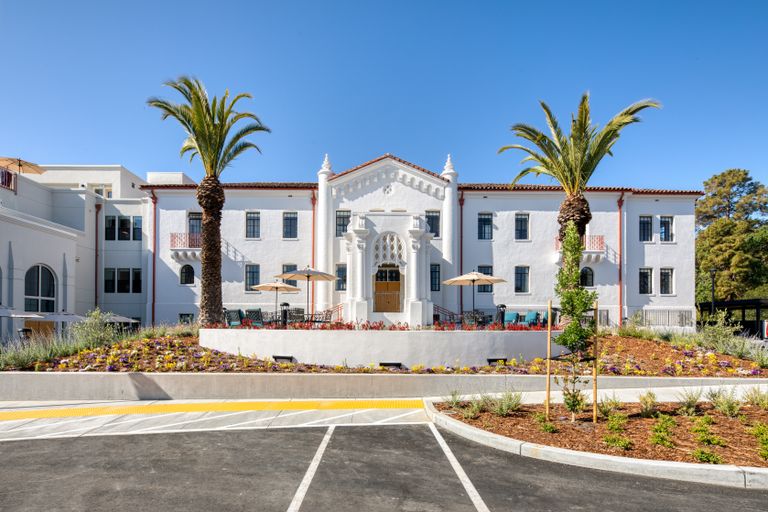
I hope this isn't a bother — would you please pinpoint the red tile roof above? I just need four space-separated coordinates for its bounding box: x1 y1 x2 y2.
328 153 447 182
459 183 702 195
141 182 317 190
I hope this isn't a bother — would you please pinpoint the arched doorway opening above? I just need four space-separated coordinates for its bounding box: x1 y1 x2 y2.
374 264 402 312
24 264 56 335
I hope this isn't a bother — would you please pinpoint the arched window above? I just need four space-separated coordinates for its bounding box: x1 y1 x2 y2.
25 265 56 312
180 264 195 285
580 267 594 288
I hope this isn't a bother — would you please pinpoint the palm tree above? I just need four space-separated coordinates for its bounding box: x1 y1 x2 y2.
148 77 270 325
499 93 660 240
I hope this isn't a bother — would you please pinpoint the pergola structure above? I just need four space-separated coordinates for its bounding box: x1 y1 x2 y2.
697 298 767 339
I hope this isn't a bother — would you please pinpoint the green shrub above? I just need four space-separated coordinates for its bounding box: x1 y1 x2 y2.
603 434 633 450
692 416 726 447
534 411 558 433
650 414 676 448
697 311 741 351
712 388 742 418
445 390 462 409
692 448 723 464
676 388 702 416
705 388 723 403
491 391 523 417
597 394 622 419
638 390 658 418
743 387 768 409
607 413 628 433
461 398 484 420
748 423 768 460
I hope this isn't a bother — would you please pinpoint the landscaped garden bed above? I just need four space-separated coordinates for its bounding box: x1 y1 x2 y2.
436 390 768 467
4 333 765 376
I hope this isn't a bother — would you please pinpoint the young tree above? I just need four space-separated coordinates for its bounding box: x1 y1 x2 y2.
499 93 659 240
148 77 270 325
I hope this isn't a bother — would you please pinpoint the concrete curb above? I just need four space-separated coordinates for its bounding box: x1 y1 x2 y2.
1 372 768 400
424 400 768 490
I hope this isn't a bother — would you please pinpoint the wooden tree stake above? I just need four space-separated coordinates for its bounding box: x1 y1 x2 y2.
592 301 598 424
546 299 552 421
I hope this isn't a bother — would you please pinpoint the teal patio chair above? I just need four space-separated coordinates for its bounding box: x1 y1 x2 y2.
503 311 519 326
225 309 244 327
519 310 539 327
244 309 264 327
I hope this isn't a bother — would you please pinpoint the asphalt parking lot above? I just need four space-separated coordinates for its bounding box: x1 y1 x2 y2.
1 424 766 512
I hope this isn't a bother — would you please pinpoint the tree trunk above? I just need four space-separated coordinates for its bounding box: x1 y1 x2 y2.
196 175 226 326
557 193 592 240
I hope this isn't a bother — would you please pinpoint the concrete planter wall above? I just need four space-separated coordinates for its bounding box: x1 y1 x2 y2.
199 328 567 368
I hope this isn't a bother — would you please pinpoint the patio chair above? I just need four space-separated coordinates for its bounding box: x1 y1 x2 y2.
225 309 244 327
244 309 264 327
539 310 548 327
518 310 539 327
503 311 519 326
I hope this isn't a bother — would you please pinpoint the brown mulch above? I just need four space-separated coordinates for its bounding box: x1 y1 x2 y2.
436 402 768 467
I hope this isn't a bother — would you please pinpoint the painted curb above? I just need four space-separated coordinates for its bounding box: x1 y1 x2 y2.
0 372 767 401
424 399 768 490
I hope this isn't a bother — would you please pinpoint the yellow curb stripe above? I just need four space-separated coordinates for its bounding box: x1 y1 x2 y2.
0 399 424 422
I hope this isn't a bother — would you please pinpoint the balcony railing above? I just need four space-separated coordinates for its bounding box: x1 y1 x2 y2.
170 233 202 249
0 166 17 193
554 234 605 252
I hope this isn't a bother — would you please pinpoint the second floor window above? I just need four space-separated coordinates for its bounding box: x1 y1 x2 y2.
188 212 202 234
180 264 195 285
515 213 529 240
105 216 116 240
639 268 653 294
282 264 298 287
283 212 298 239
245 264 260 291
336 210 351 237
132 216 142 241
639 215 652 242
426 211 440 238
478 213 492 240
660 216 674 242
132 269 142 293
580 267 594 287
118 216 131 241
514 266 530 293
246 211 260 239
477 265 493 292
104 268 115 293
430 264 441 291
336 264 347 291
117 268 131 293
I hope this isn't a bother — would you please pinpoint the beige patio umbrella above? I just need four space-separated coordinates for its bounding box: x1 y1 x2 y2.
275 266 337 315
251 280 301 313
0 157 46 174
443 270 507 312
0 306 43 319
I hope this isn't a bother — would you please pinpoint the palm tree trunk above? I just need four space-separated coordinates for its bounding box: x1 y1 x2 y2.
196 175 226 325
557 193 592 240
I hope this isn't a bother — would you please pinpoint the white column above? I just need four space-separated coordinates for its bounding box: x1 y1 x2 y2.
441 155 459 313
316 154 334 311
408 237 420 303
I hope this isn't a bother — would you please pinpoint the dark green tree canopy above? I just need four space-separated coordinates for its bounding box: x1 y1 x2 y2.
696 169 767 229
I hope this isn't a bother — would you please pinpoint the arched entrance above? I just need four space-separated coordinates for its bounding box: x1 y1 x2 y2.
374 264 402 312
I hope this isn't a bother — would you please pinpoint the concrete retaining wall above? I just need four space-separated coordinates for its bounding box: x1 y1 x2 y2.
2 372 767 401
199 328 568 368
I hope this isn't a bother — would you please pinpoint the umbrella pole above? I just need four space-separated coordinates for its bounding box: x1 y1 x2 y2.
306 276 310 319
472 281 476 313
275 290 278 314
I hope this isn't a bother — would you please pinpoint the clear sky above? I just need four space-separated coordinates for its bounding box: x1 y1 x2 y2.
1 0 766 188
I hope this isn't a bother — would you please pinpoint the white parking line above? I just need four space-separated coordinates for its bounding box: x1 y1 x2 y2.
428 423 490 512
372 410 423 424
131 410 255 433
222 409 316 429
286 425 335 512
297 409 374 426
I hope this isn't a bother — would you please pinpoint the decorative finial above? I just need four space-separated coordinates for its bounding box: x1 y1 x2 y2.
322 153 332 171
444 154 454 173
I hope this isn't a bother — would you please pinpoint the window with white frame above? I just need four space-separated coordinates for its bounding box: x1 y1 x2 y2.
335 264 347 291
426 211 441 238
245 264 260 290
639 216 653 242
514 266 530 293
283 212 298 239
660 216 674 242
639 268 653 294
580 267 594 287
180 265 195 285
430 264 441 291
477 213 492 240
24 265 55 312
477 265 493 292
282 264 298 287
660 268 674 295
336 210 351 237
515 213 529 240
246 211 260 239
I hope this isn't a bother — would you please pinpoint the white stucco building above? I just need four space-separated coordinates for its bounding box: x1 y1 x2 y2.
0 154 700 336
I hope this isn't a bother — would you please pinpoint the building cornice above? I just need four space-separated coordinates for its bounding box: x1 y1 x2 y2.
0 206 82 240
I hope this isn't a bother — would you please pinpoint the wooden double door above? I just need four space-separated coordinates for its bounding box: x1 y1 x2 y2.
374 265 402 312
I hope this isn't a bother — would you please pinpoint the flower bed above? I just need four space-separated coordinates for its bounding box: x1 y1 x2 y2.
207 320 546 331
8 334 765 377
436 396 768 467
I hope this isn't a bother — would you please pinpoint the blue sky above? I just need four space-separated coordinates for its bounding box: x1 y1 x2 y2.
1 0 766 188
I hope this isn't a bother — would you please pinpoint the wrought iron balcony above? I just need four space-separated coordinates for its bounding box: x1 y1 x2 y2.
170 233 201 260
554 235 606 263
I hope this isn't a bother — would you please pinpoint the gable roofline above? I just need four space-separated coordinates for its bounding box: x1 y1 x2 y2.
328 153 448 182
141 182 317 191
